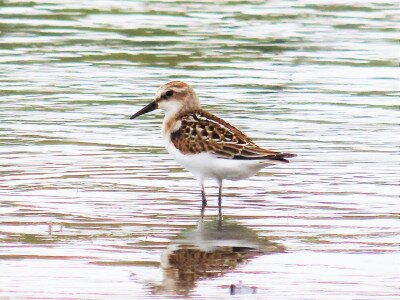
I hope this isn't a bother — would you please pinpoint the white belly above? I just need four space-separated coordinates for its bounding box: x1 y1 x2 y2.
165 142 281 181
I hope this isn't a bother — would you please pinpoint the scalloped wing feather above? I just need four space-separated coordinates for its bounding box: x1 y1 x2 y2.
170 110 296 161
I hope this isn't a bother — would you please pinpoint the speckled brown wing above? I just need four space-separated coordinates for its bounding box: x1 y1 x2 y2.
171 110 296 162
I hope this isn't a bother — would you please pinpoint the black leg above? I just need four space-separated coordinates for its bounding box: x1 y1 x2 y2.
217 179 223 229
201 182 207 220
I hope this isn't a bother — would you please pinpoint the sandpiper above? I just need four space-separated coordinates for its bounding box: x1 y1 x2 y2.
130 81 296 221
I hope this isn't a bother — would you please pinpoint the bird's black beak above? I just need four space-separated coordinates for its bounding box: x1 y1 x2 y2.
130 101 158 119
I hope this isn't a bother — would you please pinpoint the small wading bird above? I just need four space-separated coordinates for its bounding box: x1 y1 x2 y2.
130 81 296 222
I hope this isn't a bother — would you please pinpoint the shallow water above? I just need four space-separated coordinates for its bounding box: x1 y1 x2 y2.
0 0 399 299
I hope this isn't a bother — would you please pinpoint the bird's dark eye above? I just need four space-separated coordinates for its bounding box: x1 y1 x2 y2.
165 90 174 97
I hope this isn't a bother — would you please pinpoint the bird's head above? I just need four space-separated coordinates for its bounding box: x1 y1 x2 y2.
130 81 200 120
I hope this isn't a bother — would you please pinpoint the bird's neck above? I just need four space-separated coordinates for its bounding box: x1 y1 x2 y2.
162 99 201 137
162 111 180 138
162 107 198 138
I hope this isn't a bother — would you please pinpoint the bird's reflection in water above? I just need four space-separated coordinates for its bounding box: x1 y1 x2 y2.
151 219 285 296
